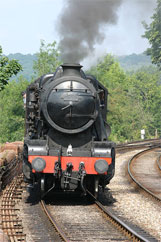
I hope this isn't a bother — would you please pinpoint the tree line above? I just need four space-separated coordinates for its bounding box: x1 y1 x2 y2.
0 0 161 143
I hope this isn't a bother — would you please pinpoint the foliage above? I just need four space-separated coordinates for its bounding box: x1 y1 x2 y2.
0 40 62 143
130 69 161 135
33 40 62 77
142 0 161 69
0 77 29 143
88 55 161 142
0 46 22 91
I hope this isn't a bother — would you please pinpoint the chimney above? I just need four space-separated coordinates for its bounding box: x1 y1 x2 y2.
61 63 83 77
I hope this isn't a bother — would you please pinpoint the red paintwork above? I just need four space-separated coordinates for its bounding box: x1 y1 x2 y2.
28 156 112 175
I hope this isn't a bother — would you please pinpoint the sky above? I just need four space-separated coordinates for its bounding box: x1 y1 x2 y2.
0 0 157 65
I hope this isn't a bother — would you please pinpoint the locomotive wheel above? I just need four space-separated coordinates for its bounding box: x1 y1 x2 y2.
86 175 100 199
94 176 99 199
39 174 56 198
40 174 46 198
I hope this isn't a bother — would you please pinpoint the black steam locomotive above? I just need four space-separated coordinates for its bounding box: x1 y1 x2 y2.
23 64 115 198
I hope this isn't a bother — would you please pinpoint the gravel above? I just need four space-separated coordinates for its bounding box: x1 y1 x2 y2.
108 150 161 241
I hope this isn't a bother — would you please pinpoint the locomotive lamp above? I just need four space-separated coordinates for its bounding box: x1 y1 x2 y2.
94 159 109 174
32 157 46 172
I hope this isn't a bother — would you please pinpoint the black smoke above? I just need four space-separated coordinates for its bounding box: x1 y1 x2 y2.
57 0 122 63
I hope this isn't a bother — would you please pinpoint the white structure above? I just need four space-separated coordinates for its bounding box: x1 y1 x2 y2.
141 129 145 140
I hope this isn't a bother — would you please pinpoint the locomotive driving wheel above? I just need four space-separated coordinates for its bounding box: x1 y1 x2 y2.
94 176 100 199
40 174 46 198
86 175 100 199
39 174 56 198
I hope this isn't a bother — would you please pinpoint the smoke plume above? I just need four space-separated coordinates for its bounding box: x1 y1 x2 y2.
57 0 122 63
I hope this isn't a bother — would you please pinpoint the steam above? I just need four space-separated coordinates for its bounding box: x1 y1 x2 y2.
57 0 122 63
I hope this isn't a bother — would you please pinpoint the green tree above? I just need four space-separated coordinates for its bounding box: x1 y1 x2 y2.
0 76 29 143
129 69 161 136
142 0 161 69
0 46 22 91
88 55 160 142
33 40 61 77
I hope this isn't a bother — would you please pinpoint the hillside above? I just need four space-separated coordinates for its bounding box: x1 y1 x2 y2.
7 53 37 81
7 53 154 81
116 53 153 71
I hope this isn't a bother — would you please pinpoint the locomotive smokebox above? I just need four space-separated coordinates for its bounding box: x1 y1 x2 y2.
61 63 83 77
41 63 98 134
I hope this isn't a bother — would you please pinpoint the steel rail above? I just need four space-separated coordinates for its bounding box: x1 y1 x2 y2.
157 154 161 171
116 138 161 147
40 200 69 242
116 138 161 153
86 190 150 242
128 147 161 201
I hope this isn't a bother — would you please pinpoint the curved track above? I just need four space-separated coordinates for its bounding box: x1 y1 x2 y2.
157 154 161 171
128 147 161 201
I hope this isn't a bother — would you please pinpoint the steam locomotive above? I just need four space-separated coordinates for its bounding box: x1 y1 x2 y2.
23 64 115 198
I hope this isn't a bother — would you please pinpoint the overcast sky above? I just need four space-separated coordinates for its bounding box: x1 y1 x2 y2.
0 0 157 63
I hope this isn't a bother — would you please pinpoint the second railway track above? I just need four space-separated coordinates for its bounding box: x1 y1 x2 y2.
0 174 26 242
128 147 161 201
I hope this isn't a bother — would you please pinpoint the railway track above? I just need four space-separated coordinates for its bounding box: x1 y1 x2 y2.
40 190 154 242
128 147 161 201
116 138 161 152
0 174 26 241
41 198 68 241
